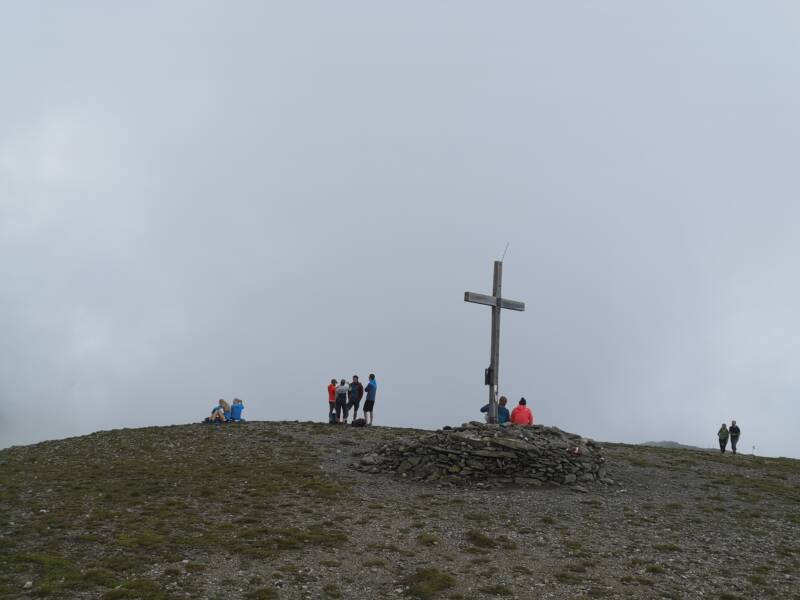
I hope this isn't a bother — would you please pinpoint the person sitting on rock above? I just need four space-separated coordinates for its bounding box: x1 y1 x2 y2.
480 396 510 424
230 398 245 422
510 397 533 426
210 399 229 423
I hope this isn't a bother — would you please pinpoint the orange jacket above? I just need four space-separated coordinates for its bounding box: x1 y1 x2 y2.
510 405 533 426
327 384 336 402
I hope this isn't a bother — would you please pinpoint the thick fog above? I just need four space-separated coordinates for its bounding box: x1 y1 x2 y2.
2 3 799 457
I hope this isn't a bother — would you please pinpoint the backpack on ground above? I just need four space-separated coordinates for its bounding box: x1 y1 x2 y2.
351 418 366 427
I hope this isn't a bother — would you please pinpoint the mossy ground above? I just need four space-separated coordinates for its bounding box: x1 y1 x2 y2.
0 424 348 598
1 422 799 599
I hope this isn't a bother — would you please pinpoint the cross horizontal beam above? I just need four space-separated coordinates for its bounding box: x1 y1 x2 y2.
464 291 525 312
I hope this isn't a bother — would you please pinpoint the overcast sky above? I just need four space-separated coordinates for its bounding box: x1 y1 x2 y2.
2 2 799 458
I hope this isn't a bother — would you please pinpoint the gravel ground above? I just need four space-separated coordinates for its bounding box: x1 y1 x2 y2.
0 421 798 600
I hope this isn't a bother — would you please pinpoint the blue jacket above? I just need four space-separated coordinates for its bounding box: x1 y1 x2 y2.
480 403 509 424
365 379 377 401
230 403 244 420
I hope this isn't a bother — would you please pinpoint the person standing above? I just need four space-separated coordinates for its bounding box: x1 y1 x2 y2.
335 379 349 423
729 420 741 455
717 423 729 453
363 374 378 426
327 379 337 424
510 397 533 426
347 375 365 424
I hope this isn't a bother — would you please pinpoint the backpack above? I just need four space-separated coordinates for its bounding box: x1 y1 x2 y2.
351 418 366 427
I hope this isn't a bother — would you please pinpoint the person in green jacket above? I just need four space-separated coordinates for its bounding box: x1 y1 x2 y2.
718 423 729 453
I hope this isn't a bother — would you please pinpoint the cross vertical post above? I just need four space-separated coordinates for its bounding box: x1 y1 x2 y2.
464 260 525 424
488 261 502 422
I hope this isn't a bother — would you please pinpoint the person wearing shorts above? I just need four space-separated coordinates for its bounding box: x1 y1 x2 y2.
363 374 377 426
347 375 364 424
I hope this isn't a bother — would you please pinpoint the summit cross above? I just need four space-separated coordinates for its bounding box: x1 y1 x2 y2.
464 260 525 424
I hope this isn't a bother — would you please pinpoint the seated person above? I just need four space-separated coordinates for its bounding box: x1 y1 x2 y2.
230 398 245 422
480 396 510 424
510 397 534 426
211 398 231 423
219 399 231 421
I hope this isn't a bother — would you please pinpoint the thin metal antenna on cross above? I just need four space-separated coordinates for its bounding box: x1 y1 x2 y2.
500 242 510 263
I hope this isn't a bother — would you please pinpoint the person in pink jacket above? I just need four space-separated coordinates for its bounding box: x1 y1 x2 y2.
510 397 533 426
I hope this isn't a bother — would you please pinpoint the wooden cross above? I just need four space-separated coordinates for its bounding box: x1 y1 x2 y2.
464 260 525 423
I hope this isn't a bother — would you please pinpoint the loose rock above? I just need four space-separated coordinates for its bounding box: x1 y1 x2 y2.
354 422 605 486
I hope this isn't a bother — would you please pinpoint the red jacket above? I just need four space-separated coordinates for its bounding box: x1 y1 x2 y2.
510 405 533 426
327 384 336 403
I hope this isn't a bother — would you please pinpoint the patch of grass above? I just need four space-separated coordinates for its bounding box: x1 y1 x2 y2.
646 564 665 574
464 512 490 524
478 584 512 595
555 571 583 584
0 426 352 597
465 529 497 549
366 542 416 557
322 583 343 598
512 565 531 575
653 543 682 553
364 558 388 568
712 474 800 503
417 533 440 546
496 535 518 550
244 587 279 600
403 567 456 599
540 515 556 525
101 578 165 599
751 564 772 575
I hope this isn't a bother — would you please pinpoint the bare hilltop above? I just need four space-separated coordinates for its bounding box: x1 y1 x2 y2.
0 421 798 599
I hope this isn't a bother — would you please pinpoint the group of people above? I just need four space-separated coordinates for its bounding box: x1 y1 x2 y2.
205 398 245 423
480 396 534 425
328 374 378 426
717 420 742 454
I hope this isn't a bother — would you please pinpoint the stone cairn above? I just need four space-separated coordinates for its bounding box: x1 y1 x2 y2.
355 422 607 487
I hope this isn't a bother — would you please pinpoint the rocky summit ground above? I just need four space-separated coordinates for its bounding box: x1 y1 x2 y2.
0 421 798 600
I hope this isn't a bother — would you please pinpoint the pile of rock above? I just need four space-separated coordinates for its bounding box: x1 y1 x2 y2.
355 422 607 486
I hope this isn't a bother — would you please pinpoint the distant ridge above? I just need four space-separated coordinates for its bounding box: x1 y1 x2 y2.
641 440 712 451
